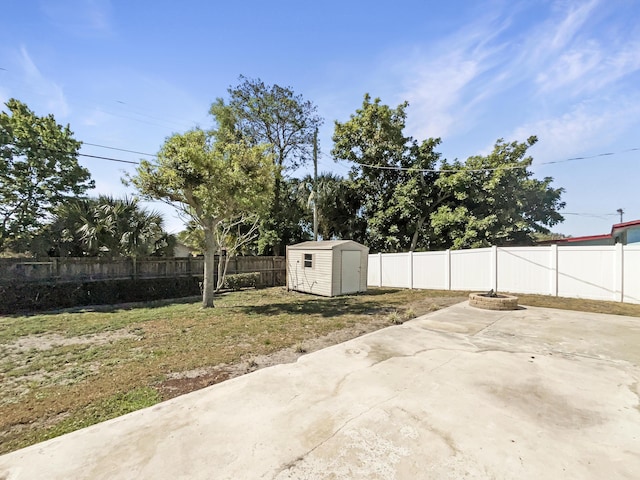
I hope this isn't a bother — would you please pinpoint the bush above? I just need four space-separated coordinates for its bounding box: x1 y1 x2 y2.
222 272 260 291
0 277 201 314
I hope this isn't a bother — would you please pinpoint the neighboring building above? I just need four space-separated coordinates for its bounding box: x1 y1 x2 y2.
286 240 369 297
612 220 640 245
539 220 640 246
173 242 196 257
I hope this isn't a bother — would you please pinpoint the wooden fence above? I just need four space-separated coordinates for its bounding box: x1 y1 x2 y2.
0 256 286 288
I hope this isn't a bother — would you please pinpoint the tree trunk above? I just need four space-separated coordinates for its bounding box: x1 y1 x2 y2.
272 173 281 256
410 215 427 252
202 224 216 308
215 250 232 292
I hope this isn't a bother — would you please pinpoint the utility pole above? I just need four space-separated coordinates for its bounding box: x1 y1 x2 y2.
617 208 624 223
313 127 318 241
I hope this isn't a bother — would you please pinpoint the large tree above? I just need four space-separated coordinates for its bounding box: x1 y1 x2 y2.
129 128 274 307
0 99 94 252
333 95 565 251
210 76 322 255
332 94 444 252
431 136 565 249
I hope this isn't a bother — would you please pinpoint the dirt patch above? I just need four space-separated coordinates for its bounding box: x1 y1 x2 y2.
4 330 138 353
155 296 467 400
0 330 138 405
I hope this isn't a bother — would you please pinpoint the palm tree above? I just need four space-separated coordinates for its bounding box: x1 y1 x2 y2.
46 196 173 257
298 173 360 240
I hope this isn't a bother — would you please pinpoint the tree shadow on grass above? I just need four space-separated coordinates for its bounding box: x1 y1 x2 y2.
3 288 404 319
2 295 203 318
233 289 403 318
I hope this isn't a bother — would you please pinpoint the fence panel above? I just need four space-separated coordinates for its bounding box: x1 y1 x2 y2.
367 244 640 304
0 256 284 287
367 254 381 286
557 246 616 301
623 246 640 304
381 253 410 288
450 248 491 291
412 251 448 289
497 247 552 294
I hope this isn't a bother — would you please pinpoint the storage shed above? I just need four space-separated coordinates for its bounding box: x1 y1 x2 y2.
286 240 369 297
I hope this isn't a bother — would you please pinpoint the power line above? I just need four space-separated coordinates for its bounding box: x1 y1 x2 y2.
562 212 619 220
82 142 156 157
78 153 139 165
334 147 640 173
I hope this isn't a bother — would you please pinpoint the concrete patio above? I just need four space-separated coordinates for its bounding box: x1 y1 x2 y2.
1 302 639 479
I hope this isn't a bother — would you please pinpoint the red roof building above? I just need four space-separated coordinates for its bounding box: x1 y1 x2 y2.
539 220 640 246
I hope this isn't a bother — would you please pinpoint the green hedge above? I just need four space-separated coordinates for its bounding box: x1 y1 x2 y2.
221 272 260 291
0 277 201 314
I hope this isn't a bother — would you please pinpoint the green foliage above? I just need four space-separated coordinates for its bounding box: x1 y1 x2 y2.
211 75 323 170
432 136 565 249
332 95 565 251
296 173 364 241
332 94 443 251
128 126 274 307
211 76 323 255
222 272 260 291
0 99 94 252
38 196 174 257
0 277 201 314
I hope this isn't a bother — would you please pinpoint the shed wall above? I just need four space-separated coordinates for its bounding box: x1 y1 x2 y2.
286 248 333 296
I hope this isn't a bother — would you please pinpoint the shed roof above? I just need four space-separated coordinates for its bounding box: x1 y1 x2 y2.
287 240 366 250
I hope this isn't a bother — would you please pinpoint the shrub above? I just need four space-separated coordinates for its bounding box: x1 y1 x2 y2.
222 272 260 291
0 277 201 314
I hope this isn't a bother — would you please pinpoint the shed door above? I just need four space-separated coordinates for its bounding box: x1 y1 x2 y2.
341 250 361 294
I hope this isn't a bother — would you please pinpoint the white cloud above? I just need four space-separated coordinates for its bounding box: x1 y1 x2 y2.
510 98 640 163
536 41 603 93
547 0 600 51
17 46 70 117
395 16 513 140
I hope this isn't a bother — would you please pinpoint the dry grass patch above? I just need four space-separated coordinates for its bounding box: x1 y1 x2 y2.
0 287 466 454
514 293 640 317
5 287 634 455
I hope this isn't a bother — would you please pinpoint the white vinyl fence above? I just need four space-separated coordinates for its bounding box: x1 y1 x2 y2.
368 244 640 304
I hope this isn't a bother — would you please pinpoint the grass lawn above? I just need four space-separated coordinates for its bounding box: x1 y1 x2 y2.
1 286 639 455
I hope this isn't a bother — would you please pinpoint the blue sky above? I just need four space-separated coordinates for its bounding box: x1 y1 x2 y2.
1 0 639 238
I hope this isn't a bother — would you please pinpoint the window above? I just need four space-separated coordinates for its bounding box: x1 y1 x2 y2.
304 253 313 268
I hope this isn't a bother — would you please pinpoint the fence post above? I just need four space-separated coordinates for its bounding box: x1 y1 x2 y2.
445 249 451 290
408 251 414 289
491 245 498 292
614 243 624 302
51 257 59 279
550 244 558 297
378 252 383 287
131 257 137 280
